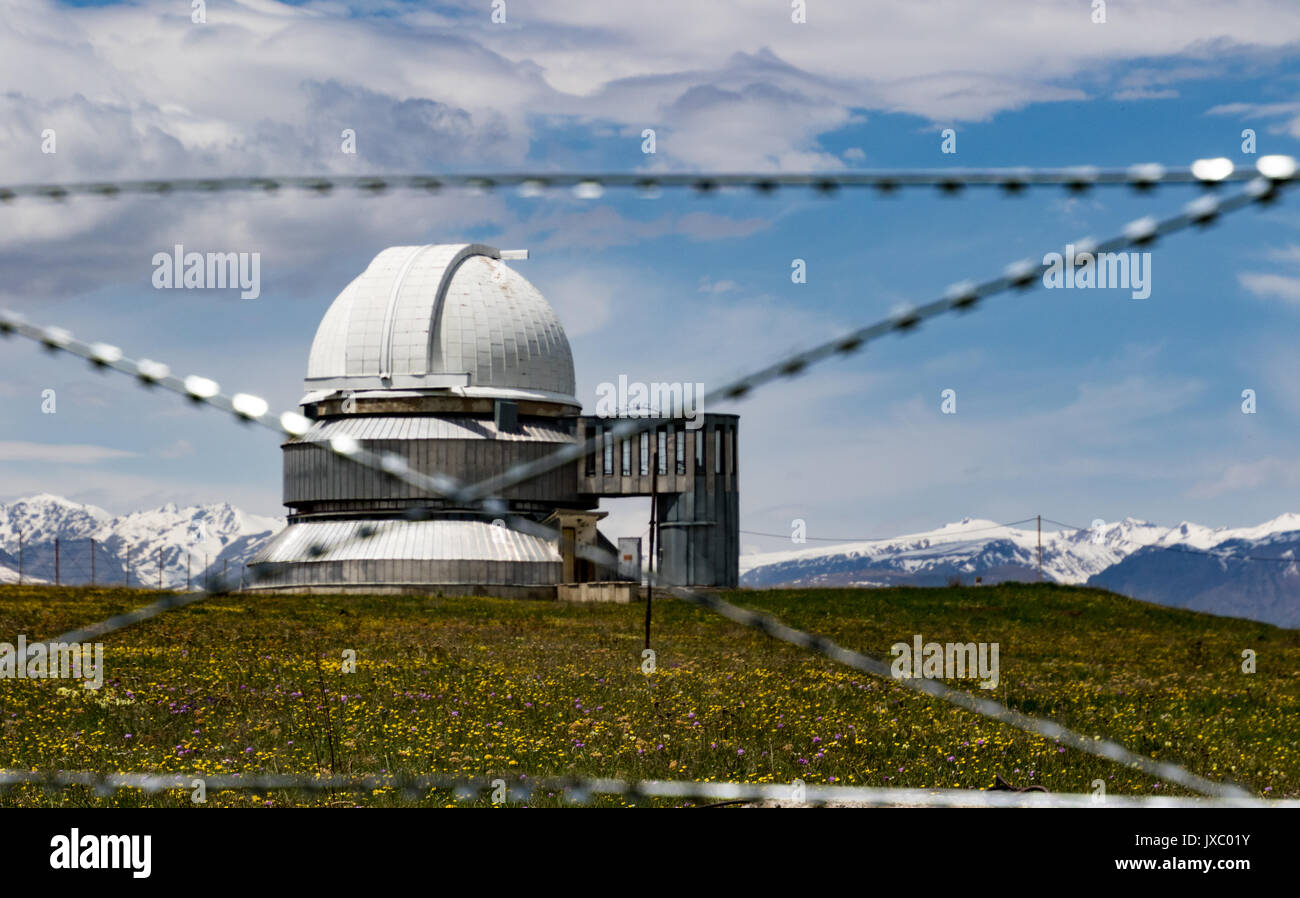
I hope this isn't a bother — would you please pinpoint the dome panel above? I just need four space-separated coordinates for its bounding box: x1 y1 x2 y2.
304 244 577 405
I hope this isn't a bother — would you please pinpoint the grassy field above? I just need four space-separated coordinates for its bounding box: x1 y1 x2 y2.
0 582 1296 807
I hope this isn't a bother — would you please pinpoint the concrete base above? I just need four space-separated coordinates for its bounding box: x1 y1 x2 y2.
556 582 635 604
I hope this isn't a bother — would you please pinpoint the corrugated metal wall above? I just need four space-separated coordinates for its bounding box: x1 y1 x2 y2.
284 414 581 509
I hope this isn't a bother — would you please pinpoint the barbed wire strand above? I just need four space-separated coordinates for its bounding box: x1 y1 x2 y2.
0 769 1290 807
4 162 1292 802
0 156 1294 204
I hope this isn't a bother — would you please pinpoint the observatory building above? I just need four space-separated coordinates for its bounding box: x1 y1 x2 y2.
247 244 738 598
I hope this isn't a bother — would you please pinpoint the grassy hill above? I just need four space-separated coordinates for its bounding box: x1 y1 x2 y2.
0 582 1296 806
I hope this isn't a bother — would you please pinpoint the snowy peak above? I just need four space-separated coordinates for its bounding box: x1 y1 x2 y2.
0 494 112 546
0 495 284 590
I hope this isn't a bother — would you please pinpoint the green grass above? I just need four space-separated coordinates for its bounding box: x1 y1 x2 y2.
0 582 1296 806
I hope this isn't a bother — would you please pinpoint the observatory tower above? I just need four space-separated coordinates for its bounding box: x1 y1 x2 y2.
248 243 738 597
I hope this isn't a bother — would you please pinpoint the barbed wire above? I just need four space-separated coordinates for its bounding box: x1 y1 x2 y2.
0 157 1294 204
0 769 1288 807
5 160 1293 802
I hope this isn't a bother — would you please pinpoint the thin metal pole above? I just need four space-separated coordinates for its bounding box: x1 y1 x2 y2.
644 440 658 651
1037 515 1042 582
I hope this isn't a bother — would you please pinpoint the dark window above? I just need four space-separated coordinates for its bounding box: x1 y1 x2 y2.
715 428 723 474
675 428 686 474
586 425 597 476
639 432 649 476
657 430 667 475
603 430 613 476
622 439 632 476
695 428 705 473
730 425 737 475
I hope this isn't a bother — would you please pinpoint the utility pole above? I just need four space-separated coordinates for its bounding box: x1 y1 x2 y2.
644 442 658 651
1037 515 1043 582
90 538 96 586
54 538 60 586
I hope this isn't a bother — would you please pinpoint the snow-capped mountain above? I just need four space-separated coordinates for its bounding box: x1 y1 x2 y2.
741 515 1300 626
739 517 1168 587
1088 527 1300 627
0 494 284 590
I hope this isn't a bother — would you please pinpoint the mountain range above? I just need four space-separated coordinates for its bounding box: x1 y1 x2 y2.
741 515 1300 627
0 494 283 590
4 494 1298 628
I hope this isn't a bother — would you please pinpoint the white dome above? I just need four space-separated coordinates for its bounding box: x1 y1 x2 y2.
305 244 577 405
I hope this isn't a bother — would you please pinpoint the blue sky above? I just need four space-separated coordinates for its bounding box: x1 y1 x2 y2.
4 0 1300 551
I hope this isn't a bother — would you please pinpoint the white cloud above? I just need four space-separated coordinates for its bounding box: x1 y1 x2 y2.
698 277 739 294
0 441 136 463
1189 457 1300 498
1238 272 1300 304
